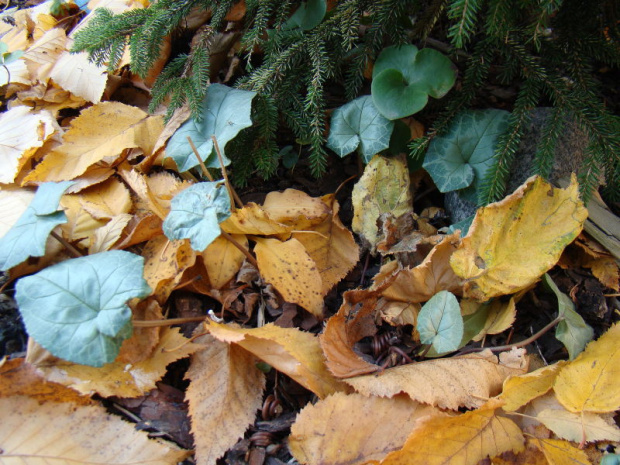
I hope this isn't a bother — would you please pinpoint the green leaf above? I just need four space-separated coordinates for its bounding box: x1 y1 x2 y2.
1 50 23 65
423 110 510 200
417 290 464 354
279 145 299 169
0 181 74 271
371 45 456 120
15 251 151 367
167 83 256 172
543 273 594 359
285 0 327 30
326 96 394 162
162 181 232 251
601 454 620 465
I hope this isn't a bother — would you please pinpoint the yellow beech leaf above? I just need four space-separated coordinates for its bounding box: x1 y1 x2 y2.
118 166 169 220
78 177 132 220
0 187 34 237
589 256 619 291
206 320 347 398
352 154 412 251
450 175 588 301
220 202 292 235
0 106 59 184
60 194 107 244
116 297 164 365
185 334 265 465
262 188 330 230
537 408 620 444
202 234 247 289
254 237 324 316
381 399 525 465
531 438 591 465
501 362 567 411
289 393 444 465
34 327 203 397
346 348 528 410
554 322 620 413
293 195 359 295
89 213 132 253
472 297 516 342
0 395 188 464
143 235 197 304
49 50 108 103
14 82 87 117
381 232 463 303
24 102 164 183
23 27 66 83
146 171 190 213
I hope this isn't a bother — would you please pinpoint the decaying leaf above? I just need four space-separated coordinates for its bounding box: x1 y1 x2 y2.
206 320 346 398
186 334 265 465
0 395 188 464
450 175 588 301
290 393 444 465
381 399 525 465
346 348 528 410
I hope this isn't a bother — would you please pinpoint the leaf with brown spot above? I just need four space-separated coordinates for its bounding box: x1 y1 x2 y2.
220 203 292 235
262 188 331 230
202 234 247 289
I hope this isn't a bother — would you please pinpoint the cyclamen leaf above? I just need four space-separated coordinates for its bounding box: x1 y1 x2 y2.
163 181 232 251
543 273 594 359
327 96 394 162
16 251 151 367
417 290 463 354
167 84 256 172
423 109 510 200
0 181 74 271
286 0 326 30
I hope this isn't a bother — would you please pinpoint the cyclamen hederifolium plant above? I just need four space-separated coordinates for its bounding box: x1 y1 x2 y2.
0 182 151 367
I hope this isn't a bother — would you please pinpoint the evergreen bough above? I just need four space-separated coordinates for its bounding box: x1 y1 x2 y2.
73 0 619 202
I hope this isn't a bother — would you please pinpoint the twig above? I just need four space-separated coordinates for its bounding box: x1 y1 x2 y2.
50 230 84 258
187 136 214 181
211 135 243 209
455 316 564 356
221 230 259 269
132 316 207 327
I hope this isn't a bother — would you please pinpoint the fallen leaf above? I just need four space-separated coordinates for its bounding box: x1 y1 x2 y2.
289 393 443 465
34 327 202 397
262 188 330 230
381 399 524 465
352 154 413 251
206 320 346 398
23 26 66 83
0 395 188 464
89 213 132 253
254 237 324 316
186 334 265 465
116 297 164 365
78 176 132 220
554 322 620 413
450 175 588 301
537 408 620 444
472 297 516 342
530 437 591 465
220 202 291 235
346 348 529 410
202 234 247 289
49 50 108 103
501 362 566 411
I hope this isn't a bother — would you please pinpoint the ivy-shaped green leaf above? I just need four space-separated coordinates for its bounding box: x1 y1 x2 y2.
285 0 326 30
326 96 394 162
167 83 256 172
543 273 594 359
371 45 456 120
162 181 232 251
423 109 510 202
417 290 464 354
15 251 151 367
0 181 74 271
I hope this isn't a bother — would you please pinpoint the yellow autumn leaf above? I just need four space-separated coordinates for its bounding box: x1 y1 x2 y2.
78 176 133 220
13 82 87 117
472 297 516 342
0 396 188 464
143 236 197 304
352 154 413 251
537 408 620 444
60 194 108 244
220 202 292 235
33 327 202 397
501 362 567 411
185 334 265 465
530 437 591 465
202 234 247 289
49 50 108 103
554 322 620 413
88 213 132 253
346 348 528 410
254 237 324 316
293 195 359 295
450 175 588 301
206 320 347 398
23 27 67 83
289 393 444 465
0 187 34 237
118 166 169 220
0 106 59 184
262 188 331 230
381 399 525 465
24 102 164 183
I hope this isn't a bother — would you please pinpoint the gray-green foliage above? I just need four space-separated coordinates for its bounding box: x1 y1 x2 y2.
16 251 151 367
417 290 464 354
423 109 510 204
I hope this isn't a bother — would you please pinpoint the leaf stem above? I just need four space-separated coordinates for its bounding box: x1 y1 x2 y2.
211 135 243 210
186 136 214 181
220 230 259 269
50 230 84 258
456 316 564 356
132 316 207 327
